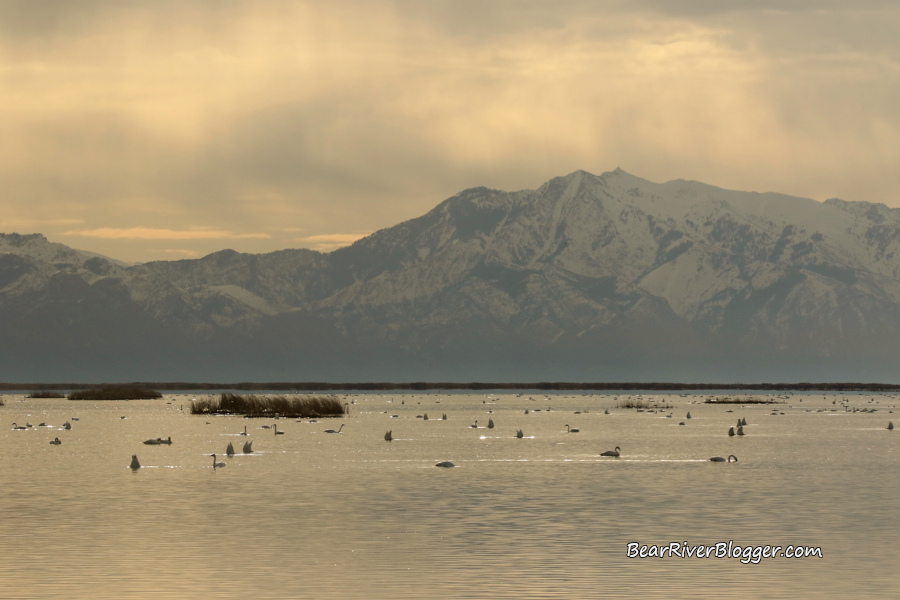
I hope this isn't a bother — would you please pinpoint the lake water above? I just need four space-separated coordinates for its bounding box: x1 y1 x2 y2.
1 391 897 599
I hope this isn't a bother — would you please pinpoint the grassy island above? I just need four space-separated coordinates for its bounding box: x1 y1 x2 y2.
190 393 345 418
703 396 785 404
67 388 163 400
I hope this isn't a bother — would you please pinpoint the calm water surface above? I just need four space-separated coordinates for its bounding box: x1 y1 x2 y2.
1 391 897 599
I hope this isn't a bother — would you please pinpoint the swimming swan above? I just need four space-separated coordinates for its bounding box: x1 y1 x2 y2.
211 454 226 468
385 430 392 441
242 441 253 453
226 442 235 456
709 455 738 462
130 455 141 470
11 423 26 430
274 424 284 435
565 424 579 433
516 429 524 438
324 424 344 434
435 461 456 468
889 421 894 430
487 419 494 429
240 426 248 436
728 426 735 436
49 437 62 445
600 446 621 457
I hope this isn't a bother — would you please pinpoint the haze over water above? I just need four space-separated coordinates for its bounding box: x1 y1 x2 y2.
1 391 896 599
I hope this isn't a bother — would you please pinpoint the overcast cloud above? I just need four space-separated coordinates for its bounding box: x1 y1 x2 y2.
1 0 898 261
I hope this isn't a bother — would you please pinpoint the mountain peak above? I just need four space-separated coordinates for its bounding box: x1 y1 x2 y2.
5 169 900 381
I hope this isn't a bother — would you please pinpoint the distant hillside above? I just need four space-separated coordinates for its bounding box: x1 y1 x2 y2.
4 169 900 382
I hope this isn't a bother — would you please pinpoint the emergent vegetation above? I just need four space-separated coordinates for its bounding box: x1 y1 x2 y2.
190 393 345 418
68 388 162 400
704 396 784 404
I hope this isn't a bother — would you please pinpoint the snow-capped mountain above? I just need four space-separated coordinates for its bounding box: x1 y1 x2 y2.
4 168 900 382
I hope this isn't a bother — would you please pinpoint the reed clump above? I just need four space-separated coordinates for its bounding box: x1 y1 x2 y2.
28 391 66 398
68 388 162 400
616 399 673 409
191 393 345 418
704 397 783 404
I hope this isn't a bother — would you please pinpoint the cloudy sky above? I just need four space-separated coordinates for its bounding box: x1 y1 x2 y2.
2 1 898 262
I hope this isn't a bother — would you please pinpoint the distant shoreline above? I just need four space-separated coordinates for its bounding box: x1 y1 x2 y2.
2 382 900 392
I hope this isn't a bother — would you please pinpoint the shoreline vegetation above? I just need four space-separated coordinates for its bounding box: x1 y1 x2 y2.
190 393 345 418
4 382 900 392
67 388 163 400
704 397 784 404
27 391 66 398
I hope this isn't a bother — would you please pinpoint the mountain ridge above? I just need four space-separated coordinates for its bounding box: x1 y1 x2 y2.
4 169 900 382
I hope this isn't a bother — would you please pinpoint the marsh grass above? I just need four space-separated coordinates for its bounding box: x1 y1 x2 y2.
28 391 66 398
704 397 783 404
191 393 345 418
616 399 673 409
68 388 162 400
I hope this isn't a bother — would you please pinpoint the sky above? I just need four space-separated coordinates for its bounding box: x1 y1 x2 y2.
1 0 899 263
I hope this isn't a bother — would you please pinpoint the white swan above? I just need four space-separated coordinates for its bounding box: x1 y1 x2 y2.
565 424 579 433
130 455 141 469
274 424 284 435
49 437 62 445
600 446 621 457
211 454 226 468
710 455 738 462
242 440 253 453
324 424 344 434
470 420 478 428
240 426 248 436
11 423 26 430
385 430 392 441
226 442 235 456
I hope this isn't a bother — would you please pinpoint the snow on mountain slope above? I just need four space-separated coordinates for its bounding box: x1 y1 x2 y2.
5 169 900 381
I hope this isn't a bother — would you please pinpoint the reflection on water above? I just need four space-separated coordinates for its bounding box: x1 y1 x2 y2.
0 391 897 599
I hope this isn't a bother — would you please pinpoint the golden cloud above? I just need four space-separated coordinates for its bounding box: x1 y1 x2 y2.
63 227 271 240
298 233 371 252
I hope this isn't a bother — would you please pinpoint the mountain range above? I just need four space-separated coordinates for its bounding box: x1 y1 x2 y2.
4 168 900 383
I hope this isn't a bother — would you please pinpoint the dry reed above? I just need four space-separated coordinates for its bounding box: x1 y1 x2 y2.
190 393 345 418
